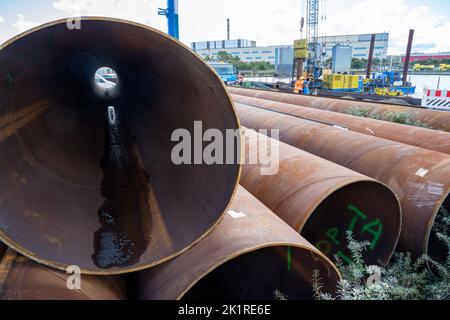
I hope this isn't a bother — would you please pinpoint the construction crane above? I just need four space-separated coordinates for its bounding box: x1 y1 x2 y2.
158 0 180 40
305 0 326 79
305 0 320 79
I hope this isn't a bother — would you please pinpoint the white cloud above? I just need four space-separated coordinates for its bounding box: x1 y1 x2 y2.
52 0 163 24
13 14 39 33
0 16 4 23
322 0 450 54
179 0 450 54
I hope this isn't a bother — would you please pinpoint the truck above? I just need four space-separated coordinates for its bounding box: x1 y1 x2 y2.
439 64 450 71
207 62 238 84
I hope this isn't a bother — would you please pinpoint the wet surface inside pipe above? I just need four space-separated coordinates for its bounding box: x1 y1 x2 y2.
93 106 152 268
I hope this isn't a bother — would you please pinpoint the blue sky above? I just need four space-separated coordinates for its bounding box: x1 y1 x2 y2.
0 0 449 54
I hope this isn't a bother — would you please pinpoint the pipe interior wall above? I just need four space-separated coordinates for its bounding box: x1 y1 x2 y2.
0 18 240 274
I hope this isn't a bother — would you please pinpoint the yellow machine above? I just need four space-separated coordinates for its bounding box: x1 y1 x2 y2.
323 74 359 90
439 64 450 71
413 64 435 71
374 87 404 96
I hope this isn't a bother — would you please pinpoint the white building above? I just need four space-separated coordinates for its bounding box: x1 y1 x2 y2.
193 45 279 64
319 33 389 60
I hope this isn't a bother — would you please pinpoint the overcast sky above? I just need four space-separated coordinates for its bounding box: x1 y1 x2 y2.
0 0 449 55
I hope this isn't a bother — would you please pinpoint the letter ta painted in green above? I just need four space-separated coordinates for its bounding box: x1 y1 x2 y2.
347 204 368 231
362 219 383 250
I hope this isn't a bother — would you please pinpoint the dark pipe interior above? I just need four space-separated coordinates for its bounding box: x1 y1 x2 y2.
302 182 401 265
428 196 450 263
0 19 239 272
182 246 334 300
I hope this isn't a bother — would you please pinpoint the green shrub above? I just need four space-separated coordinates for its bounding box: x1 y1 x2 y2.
313 212 450 300
344 107 432 129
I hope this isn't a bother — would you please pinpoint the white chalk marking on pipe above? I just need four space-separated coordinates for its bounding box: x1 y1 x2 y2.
365 127 375 135
415 168 429 177
227 210 246 219
333 125 348 130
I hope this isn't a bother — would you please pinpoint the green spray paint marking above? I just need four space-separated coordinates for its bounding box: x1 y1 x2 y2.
347 204 368 231
287 246 292 271
362 219 383 249
312 204 385 264
326 227 340 245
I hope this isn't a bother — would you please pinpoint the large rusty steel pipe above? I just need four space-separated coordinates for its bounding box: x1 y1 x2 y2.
0 249 126 300
229 86 450 132
236 103 450 260
0 18 240 274
240 128 401 265
134 186 340 300
231 94 450 155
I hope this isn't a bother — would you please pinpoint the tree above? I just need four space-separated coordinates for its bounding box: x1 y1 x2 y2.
351 58 365 69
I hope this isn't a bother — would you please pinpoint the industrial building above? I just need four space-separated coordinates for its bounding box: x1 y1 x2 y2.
319 33 389 60
192 32 389 75
191 39 292 65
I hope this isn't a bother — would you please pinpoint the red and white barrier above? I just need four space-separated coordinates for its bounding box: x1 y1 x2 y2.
422 88 450 110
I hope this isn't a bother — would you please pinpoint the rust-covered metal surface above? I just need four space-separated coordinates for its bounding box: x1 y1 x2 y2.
0 18 240 274
134 186 340 300
240 128 401 265
236 103 450 259
231 94 450 155
0 249 126 300
229 86 450 132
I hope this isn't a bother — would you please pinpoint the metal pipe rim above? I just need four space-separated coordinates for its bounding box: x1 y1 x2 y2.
176 242 341 300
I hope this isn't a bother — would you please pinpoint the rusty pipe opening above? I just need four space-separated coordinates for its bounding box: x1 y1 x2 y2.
0 249 126 300
427 196 450 263
182 245 329 300
237 103 450 261
0 18 240 274
301 181 401 265
240 127 401 265
134 186 340 300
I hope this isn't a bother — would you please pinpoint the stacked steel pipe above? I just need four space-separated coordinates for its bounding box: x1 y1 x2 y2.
236 102 450 260
134 186 340 300
229 86 450 132
0 249 126 300
239 128 401 265
0 18 346 300
231 94 450 155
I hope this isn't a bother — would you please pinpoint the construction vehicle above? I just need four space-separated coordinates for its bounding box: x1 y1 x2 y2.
413 64 435 71
439 63 450 71
363 71 415 95
208 62 238 84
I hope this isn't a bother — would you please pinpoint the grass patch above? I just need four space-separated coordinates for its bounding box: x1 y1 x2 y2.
345 107 432 129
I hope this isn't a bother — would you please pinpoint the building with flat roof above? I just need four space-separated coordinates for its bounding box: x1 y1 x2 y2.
319 33 389 60
191 39 290 65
